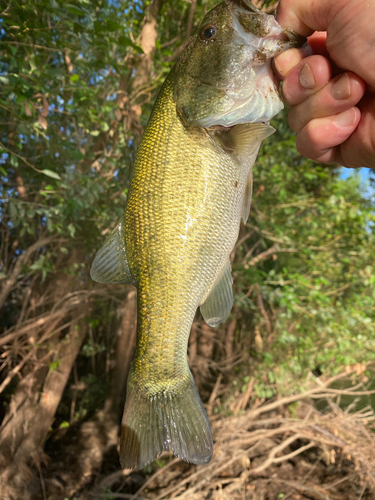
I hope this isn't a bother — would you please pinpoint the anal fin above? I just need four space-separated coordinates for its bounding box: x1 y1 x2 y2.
90 221 135 284
200 260 233 328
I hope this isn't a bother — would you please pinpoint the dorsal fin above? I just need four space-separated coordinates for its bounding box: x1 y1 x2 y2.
200 260 233 328
90 221 135 285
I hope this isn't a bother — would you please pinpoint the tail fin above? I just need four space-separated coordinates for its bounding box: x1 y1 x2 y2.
119 371 213 470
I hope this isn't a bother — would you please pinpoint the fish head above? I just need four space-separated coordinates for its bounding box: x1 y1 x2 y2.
173 0 306 127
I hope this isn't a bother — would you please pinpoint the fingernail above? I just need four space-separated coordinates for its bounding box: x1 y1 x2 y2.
331 73 351 100
334 108 357 127
299 62 315 89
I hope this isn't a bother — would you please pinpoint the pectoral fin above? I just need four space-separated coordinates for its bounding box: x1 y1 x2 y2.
242 168 253 224
200 260 233 328
225 122 275 157
90 222 135 284
220 123 275 223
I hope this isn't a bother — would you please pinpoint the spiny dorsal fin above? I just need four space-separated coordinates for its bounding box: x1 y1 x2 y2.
90 221 135 285
200 260 233 328
226 122 275 157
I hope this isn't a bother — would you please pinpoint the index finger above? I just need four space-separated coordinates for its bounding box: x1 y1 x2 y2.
273 32 326 80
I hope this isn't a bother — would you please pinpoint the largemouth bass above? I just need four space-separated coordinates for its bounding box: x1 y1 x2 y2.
91 0 304 470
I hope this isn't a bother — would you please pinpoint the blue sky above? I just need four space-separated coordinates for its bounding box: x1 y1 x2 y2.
340 167 374 202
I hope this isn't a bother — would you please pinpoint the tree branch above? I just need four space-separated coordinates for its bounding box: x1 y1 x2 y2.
0 236 57 310
244 244 298 269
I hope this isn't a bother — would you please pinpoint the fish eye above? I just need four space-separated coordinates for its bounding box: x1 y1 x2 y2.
200 24 217 41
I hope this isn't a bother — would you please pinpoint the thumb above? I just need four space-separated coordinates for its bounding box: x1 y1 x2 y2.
276 0 375 90
276 0 344 36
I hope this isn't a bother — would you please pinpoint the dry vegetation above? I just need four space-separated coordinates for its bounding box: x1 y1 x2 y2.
83 370 375 500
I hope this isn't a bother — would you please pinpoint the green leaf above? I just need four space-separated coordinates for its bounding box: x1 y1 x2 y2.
41 169 61 180
106 20 122 31
59 421 70 429
93 20 103 33
29 53 37 73
47 217 53 232
49 360 61 371
65 4 86 16
67 223 76 237
10 155 19 167
71 150 85 160
101 122 109 132
70 74 80 82
118 35 143 53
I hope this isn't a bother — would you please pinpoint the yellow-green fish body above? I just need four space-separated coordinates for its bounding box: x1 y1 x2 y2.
91 0 305 469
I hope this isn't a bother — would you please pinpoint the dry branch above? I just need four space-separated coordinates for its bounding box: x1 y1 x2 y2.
97 372 375 500
0 236 58 310
244 244 298 269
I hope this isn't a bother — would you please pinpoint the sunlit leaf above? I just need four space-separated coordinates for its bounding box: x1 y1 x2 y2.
41 169 61 180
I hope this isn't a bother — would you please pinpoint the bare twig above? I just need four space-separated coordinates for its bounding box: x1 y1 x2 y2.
167 0 197 62
206 374 223 416
225 316 236 360
130 458 179 499
0 236 58 310
240 376 255 411
251 434 315 473
244 244 298 269
255 284 272 334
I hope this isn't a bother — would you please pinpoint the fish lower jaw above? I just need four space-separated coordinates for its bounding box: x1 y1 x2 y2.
200 87 282 128
198 63 283 128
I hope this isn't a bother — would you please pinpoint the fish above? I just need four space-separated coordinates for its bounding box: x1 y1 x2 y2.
91 0 305 470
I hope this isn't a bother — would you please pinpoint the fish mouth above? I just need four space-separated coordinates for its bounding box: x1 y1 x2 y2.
258 28 307 63
228 0 306 59
279 28 307 51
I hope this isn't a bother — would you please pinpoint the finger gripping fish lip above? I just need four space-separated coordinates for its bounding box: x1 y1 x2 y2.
283 27 307 48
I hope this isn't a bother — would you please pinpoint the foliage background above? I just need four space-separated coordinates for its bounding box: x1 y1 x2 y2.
0 0 374 498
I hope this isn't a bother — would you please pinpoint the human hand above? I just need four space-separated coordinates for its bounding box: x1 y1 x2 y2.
273 0 375 169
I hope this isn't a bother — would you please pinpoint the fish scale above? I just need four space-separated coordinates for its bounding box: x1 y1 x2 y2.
90 0 305 470
126 72 241 382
